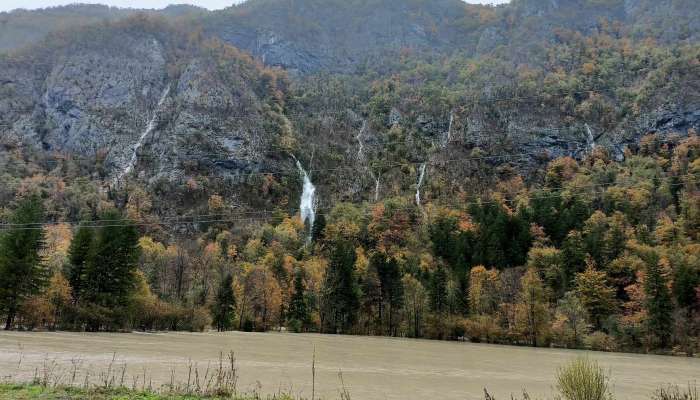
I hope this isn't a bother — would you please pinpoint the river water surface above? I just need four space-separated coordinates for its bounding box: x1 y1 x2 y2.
0 331 698 399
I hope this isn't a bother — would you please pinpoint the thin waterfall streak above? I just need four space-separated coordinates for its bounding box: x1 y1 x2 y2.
445 111 454 147
415 163 426 207
117 84 170 182
369 170 380 202
585 123 596 152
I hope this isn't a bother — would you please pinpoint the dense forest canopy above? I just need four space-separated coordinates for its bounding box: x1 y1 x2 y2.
0 0 699 355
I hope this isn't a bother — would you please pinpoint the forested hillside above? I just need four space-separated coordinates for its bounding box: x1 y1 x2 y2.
0 0 699 355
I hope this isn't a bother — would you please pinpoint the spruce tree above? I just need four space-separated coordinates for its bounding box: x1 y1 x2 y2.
64 225 94 303
321 239 359 333
82 210 140 326
288 268 309 331
372 253 404 335
0 196 46 330
311 213 326 243
644 257 673 348
429 264 448 315
212 273 236 331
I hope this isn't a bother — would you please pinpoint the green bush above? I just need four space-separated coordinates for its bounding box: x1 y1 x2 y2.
584 331 618 352
556 357 613 400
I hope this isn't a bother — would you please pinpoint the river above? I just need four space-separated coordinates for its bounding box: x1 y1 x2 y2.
0 331 697 399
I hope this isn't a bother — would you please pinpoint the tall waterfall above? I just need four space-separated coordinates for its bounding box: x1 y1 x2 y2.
415 163 427 207
585 123 596 152
369 170 380 202
444 111 454 147
356 120 367 161
117 85 170 182
295 158 317 242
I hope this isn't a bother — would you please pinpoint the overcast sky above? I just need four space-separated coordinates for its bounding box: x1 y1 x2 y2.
2 0 510 13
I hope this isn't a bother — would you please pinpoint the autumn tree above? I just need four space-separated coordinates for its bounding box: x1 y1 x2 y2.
527 246 566 299
516 268 549 347
574 260 617 330
402 274 427 338
0 196 46 330
468 266 500 315
553 292 590 347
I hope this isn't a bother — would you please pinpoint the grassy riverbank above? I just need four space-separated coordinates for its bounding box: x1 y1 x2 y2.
0 384 296 400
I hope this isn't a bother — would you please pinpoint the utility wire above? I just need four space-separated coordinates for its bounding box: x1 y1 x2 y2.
1 171 697 231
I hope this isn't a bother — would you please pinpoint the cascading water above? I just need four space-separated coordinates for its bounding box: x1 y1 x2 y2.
369 170 380 202
294 157 317 242
357 119 381 201
585 123 596 152
415 162 427 207
444 111 454 147
356 120 367 161
117 84 170 182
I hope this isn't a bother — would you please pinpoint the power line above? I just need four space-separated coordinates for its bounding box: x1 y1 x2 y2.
1 171 697 231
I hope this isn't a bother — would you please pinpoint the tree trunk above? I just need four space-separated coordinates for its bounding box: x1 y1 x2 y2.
5 310 15 330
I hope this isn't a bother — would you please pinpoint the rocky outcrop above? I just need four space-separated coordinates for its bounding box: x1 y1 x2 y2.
0 19 284 186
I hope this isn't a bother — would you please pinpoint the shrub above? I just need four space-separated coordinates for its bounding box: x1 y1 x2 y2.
464 315 504 343
182 306 212 332
556 357 613 400
584 331 617 352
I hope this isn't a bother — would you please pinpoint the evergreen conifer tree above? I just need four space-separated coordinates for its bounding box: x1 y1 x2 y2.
212 273 236 331
0 196 46 330
65 225 94 303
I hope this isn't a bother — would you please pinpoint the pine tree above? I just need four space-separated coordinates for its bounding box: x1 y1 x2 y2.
429 264 448 315
371 253 404 335
82 210 140 328
64 225 94 303
321 239 359 333
212 273 236 331
288 268 309 331
311 213 326 243
644 257 673 348
0 196 46 330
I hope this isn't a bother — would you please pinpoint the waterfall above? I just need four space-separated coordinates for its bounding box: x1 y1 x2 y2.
585 123 596 152
117 84 170 182
369 170 380 202
444 111 454 147
415 163 427 207
356 120 367 161
294 157 317 242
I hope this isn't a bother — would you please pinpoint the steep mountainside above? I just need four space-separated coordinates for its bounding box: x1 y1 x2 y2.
0 17 290 193
0 4 207 52
0 0 699 215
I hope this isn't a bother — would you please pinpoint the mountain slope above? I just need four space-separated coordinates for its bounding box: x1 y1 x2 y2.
0 4 208 53
0 16 290 190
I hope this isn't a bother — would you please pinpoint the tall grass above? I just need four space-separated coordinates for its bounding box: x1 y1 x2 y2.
653 383 699 400
556 357 613 400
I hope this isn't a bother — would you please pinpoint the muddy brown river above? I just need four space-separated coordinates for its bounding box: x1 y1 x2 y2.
0 331 698 399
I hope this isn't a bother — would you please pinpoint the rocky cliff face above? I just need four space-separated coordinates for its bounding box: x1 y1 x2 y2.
0 0 699 212
0 19 286 187
204 0 481 74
